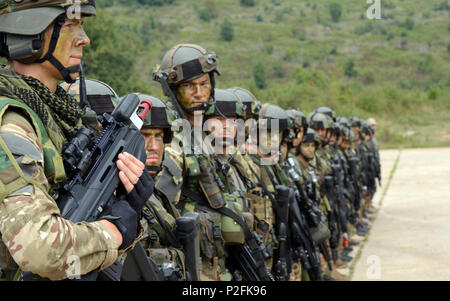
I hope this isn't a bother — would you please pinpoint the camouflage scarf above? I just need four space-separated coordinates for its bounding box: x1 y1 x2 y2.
17 74 84 139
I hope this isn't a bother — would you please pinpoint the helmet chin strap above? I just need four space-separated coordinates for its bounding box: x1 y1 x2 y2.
35 15 80 84
146 153 165 176
182 101 212 114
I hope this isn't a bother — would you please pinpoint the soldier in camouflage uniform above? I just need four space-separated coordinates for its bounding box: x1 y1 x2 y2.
153 44 265 281
225 88 279 274
348 117 371 235
60 78 119 132
246 104 309 281
126 93 187 280
0 1 150 281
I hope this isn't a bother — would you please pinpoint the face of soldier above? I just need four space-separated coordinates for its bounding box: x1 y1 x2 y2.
341 138 349 150
300 142 316 161
292 127 304 148
315 128 327 141
371 124 377 135
353 126 360 140
176 73 212 113
329 133 337 145
206 115 237 152
141 128 165 176
337 135 343 146
42 17 90 81
258 129 282 158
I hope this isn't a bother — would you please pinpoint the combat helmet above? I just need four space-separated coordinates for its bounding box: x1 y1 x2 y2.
227 87 261 119
61 78 119 115
286 109 307 132
258 103 291 143
308 112 333 131
205 89 245 118
302 128 321 147
0 0 96 83
349 116 362 128
314 106 336 122
297 127 320 159
284 108 307 147
336 116 351 129
129 93 173 144
360 121 373 137
154 43 220 113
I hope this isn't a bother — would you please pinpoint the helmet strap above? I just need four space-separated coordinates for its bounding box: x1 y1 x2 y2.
35 15 80 84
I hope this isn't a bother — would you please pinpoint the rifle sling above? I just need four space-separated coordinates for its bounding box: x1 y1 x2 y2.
143 197 182 250
181 186 253 243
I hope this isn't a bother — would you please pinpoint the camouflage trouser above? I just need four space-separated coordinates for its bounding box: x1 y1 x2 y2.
348 221 356 237
337 235 345 255
288 261 302 281
264 257 273 272
200 257 232 281
320 255 332 280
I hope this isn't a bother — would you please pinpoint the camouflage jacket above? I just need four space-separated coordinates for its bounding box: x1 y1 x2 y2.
162 122 249 281
0 69 119 280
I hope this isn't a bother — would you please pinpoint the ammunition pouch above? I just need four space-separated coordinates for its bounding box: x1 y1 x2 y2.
220 193 247 245
197 156 226 209
310 221 331 244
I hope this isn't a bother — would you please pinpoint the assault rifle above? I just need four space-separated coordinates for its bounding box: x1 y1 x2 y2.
322 176 340 266
58 93 154 281
22 94 155 281
348 156 362 212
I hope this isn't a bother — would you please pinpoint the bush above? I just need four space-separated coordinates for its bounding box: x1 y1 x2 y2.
198 9 211 22
344 59 358 77
253 61 267 89
138 0 176 6
273 65 285 78
329 3 342 22
220 19 234 41
240 0 255 7
404 17 415 30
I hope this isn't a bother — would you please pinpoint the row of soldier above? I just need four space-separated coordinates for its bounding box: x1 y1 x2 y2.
0 1 380 281
64 43 381 281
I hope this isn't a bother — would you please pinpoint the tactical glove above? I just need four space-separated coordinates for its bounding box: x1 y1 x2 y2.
101 200 138 250
126 167 154 218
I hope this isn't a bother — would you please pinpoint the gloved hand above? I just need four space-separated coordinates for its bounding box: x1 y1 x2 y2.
101 200 138 250
126 167 154 218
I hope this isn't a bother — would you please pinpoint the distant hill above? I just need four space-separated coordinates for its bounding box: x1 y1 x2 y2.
83 0 450 148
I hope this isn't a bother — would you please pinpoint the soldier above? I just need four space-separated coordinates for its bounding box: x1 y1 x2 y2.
60 78 119 132
307 113 336 276
120 93 188 281
203 89 275 281
348 117 370 237
225 88 279 275
0 1 152 280
367 118 378 149
360 122 378 218
366 118 381 190
153 44 272 281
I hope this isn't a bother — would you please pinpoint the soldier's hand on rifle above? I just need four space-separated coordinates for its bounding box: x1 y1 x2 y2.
116 152 154 217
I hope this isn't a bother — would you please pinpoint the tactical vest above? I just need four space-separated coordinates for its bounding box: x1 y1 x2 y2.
0 71 67 201
0 99 66 199
0 73 67 280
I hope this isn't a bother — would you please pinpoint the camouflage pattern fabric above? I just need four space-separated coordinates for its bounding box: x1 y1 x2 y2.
0 70 120 280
